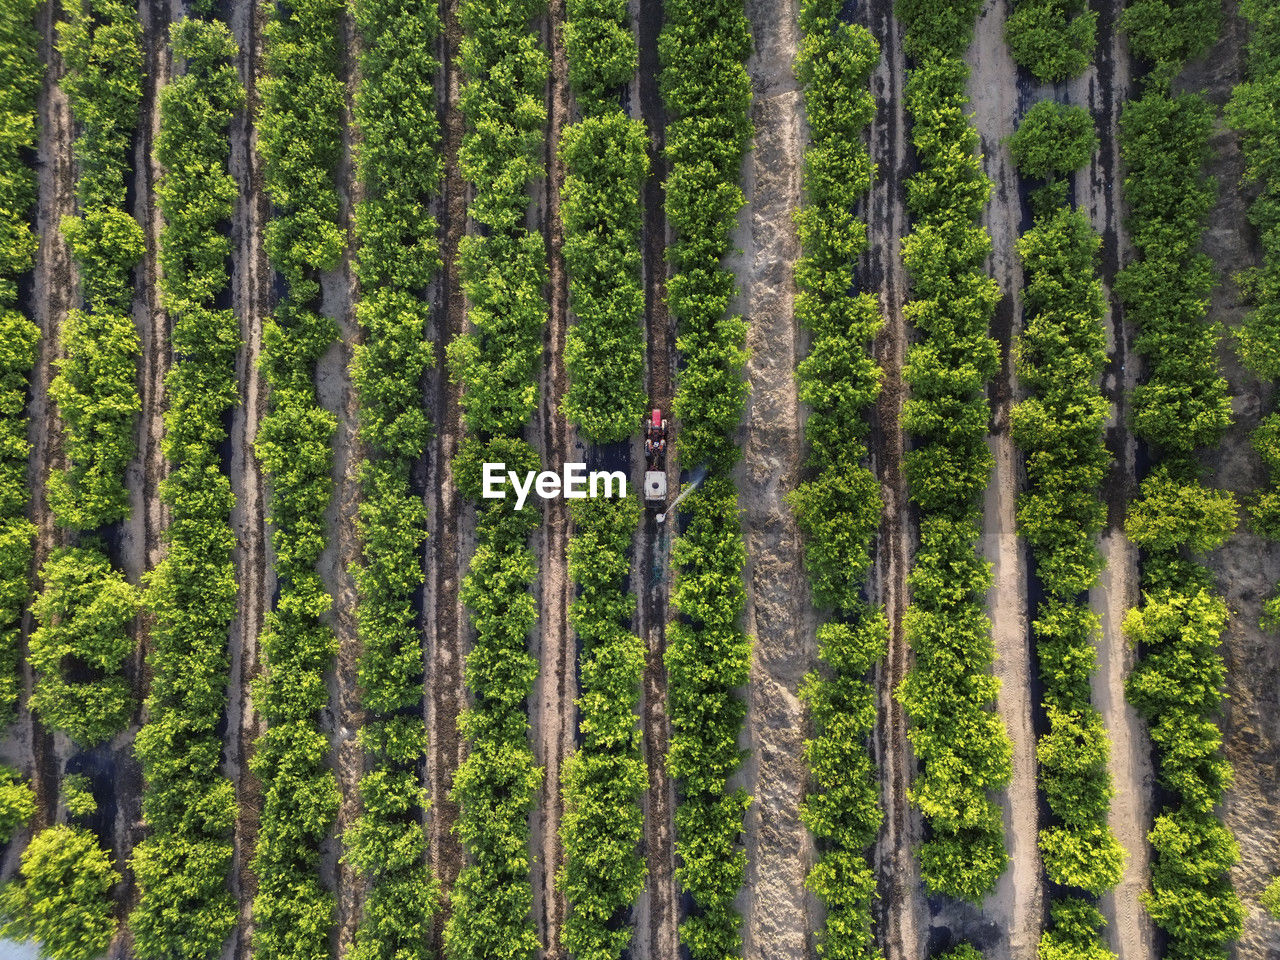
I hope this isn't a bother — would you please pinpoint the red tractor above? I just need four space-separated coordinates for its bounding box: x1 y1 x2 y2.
643 409 668 505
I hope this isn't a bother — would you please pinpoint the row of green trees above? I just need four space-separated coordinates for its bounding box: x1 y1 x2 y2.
251 0 345 955
894 0 1013 903
561 495 646 960
0 4 42 934
30 0 144 749
444 1 548 958
1229 0 1280 626
789 3 885 957
557 2 649 957
559 0 648 441
0 0 41 727
659 1 753 956
1117 2 1244 956
1005 6 1125 954
4 3 141 954
344 0 442 956
128 12 242 960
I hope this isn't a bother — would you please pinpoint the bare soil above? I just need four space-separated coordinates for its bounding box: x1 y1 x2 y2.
966 3 1043 957
864 0 927 955
25 0 77 840
731 0 814 956
318 10 365 954
423 0 468 951
106 0 176 951
225 0 272 954
629 0 679 957
528 2 575 954
1075 2 1157 958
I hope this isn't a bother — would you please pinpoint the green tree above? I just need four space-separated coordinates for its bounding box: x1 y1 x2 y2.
0 766 34 843
0 825 119 960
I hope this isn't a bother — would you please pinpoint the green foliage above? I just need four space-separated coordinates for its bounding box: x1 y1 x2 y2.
446 0 548 440
1120 0 1220 84
443 3 548 958
557 6 647 953
61 775 96 821
1229 0 1280 623
895 0 983 61
251 0 345 957
0 0 40 728
565 0 636 109
29 546 138 745
1117 90 1228 457
661 0 753 471
560 112 649 442
895 6 1011 902
447 503 544 960
560 495 646 960
665 478 752 958
1006 0 1097 82
1263 877 1280 920
1125 468 1238 554
1037 899 1115 960
344 1 442 956
127 17 241 960
1012 151 1121 898
791 5 885 956
0 766 34 843
1010 102 1098 182
1117 6 1242 952
0 824 119 960
658 1 754 955
51 0 144 531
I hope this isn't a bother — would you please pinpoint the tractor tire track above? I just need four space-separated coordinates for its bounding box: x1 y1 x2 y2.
226 0 271 953
735 0 812 955
865 0 924 957
631 0 678 956
424 0 467 951
529 1 575 954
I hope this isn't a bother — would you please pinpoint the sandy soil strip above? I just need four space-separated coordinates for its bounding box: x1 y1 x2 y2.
629 0 678 955
226 0 272 953
424 1 468 951
864 0 926 957
733 0 813 956
529 1 575 953
963 3 1043 956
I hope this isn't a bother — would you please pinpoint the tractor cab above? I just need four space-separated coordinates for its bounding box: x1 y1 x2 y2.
643 409 668 505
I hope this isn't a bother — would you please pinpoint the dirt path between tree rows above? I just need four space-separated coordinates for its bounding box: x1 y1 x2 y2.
733 0 813 956
318 8 364 949
630 0 678 954
1075 1 1155 957
226 0 271 953
424 1 467 952
529 1 575 954
107 0 174 951
966 3 1042 957
25 0 77 843
865 0 924 956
